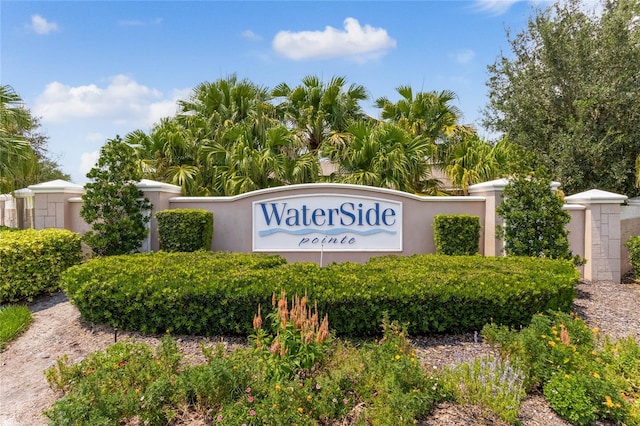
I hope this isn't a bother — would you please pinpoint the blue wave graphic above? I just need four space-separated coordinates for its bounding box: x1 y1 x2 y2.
259 228 396 237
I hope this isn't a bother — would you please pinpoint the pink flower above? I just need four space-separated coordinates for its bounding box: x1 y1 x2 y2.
217 414 223 421
250 410 256 416
246 387 251 393
248 396 254 403
343 398 349 404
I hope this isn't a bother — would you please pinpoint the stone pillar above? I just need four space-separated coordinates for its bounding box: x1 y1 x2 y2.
468 178 509 256
565 189 628 282
136 179 182 251
13 188 35 229
29 180 85 230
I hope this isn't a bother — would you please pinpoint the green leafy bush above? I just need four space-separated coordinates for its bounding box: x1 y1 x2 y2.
433 214 480 255
156 208 213 252
63 252 578 337
497 172 576 262
0 225 20 232
81 137 152 256
625 236 640 279
483 311 638 425
0 228 82 303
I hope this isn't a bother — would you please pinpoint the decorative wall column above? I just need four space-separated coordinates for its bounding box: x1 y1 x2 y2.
468 178 509 256
29 180 85 229
137 179 182 251
565 189 628 282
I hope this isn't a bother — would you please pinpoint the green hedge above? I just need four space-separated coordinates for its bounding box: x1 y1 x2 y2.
1 229 82 303
156 208 213 252
433 214 481 255
62 252 578 337
626 236 640 278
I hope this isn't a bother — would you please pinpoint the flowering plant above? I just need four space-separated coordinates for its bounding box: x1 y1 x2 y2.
251 291 331 381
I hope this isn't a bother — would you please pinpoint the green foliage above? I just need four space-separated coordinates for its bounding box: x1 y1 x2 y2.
0 305 32 351
0 225 20 232
625 236 640 278
441 355 525 424
80 136 152 256
62 251 578 337
497 172 576 262
484 0 640 196
45 316 442 425
45 336 186 425
433 214 480 255
483 311 639 425
0 228 81 303
156 208 213 252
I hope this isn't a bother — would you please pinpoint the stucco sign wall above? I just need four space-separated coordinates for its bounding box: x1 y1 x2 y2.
253 194 403 251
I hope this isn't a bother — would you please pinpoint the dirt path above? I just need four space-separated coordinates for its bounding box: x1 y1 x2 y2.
0 293 115 425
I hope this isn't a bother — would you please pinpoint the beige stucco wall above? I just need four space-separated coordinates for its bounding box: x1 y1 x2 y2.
169 184 486 264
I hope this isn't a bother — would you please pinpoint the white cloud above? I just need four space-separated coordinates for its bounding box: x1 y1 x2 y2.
272 17 396 62
454 49 475 64
27 15 59 35
34 75 184 128
241 30 262 41
472 0 520 15
79 151 100 177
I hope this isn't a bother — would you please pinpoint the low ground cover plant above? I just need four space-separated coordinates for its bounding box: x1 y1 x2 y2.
0 305 32 351
62 251 579 337
44 295 444 425
0 228 82 303
483 311 640 425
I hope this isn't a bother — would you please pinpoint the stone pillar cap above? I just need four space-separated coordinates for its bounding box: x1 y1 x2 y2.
28 180 85 194
565 189 628 205
136 179 182 193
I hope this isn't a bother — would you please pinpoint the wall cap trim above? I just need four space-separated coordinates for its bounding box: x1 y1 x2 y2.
167 183 485 203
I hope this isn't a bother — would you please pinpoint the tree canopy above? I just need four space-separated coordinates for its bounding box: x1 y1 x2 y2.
0 85 69 193
484 0 640 196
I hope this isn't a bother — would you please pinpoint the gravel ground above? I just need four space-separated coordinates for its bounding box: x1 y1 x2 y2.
1 279 639 425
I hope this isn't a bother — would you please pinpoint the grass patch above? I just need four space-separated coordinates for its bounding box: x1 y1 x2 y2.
0 305 32 351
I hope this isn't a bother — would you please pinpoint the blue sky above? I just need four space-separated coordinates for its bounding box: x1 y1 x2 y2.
2 0 549 184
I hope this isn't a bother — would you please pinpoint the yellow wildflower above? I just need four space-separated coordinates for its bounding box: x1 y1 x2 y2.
592 372 601 379
548 341 556 347
604 395 614 408
298 407 304 413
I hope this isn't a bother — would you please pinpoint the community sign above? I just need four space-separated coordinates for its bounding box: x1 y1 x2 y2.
252 194 403 252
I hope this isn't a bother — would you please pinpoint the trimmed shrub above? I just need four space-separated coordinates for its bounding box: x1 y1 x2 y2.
433 214 480 255
63 252 578 337
625 236 640 278
0 226 21 232
0 229 82 303
156 209 213 252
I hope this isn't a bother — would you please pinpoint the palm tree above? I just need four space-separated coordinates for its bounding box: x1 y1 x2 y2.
0 85 36 193
323 122 435 193
375 86 473 142
272 75 369 154
443 135 516 194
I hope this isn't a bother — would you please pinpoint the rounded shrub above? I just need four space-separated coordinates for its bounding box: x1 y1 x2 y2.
156 208 213 252
0 228 82 303
433 214 481 255
62 252 579 337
